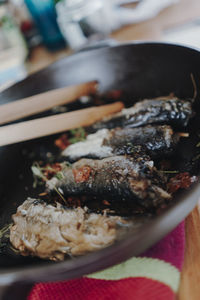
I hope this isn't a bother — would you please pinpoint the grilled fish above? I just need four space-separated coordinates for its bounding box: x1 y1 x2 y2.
62 125 179 160
47 155 171 209
10 198 129 261
92 98 193 131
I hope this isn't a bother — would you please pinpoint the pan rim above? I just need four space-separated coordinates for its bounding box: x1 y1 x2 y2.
0 41 199 285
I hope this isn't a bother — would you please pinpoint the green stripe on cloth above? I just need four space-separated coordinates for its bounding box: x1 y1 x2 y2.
86 256 180 292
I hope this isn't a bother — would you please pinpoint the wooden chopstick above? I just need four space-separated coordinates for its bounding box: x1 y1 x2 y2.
0 81 98 126
0 102 124 147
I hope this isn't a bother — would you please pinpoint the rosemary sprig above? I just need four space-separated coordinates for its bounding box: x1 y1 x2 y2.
0 224 11 239
69 127 87 144
0 223 11 249
31 162 68 203
54 186 66 204
191 73 197 101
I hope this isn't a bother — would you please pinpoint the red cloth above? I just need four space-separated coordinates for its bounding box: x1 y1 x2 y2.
28 222 184 300
29 278 174 300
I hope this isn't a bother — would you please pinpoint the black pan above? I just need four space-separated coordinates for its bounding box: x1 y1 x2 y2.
0 42 200 300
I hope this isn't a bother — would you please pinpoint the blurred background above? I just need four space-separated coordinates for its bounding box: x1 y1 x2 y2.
0 0 200 91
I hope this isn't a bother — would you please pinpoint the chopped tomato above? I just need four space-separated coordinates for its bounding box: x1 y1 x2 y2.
105 90 122 100
55 134 70 150
168 172 196 194
73 166 91 183
43 163 62 180
102 200 110 206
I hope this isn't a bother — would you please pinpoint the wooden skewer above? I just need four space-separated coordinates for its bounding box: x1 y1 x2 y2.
0 101 124 147
0 81 98 125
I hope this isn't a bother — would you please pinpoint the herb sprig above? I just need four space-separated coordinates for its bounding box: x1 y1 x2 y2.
31 162 71 203
0 223 11 251
69 128 87 144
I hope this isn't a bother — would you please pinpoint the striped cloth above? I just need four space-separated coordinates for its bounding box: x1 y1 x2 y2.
28 222 184 300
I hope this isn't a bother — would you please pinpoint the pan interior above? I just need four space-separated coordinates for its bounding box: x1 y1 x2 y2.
0 43 200 273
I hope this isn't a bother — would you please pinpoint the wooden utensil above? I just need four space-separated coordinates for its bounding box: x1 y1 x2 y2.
0 81 98 125
0 101 124 146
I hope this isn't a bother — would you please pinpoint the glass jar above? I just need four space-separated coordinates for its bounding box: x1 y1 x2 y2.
24 0 66 50
55 0 112 49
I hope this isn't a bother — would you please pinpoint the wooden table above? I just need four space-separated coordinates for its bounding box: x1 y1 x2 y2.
178 206 200 299
27 1 200 299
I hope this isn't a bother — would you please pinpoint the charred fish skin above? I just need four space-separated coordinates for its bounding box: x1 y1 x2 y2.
10 198 128 261
47 156 171 209
62 125 179 161
92 98 193 131
120 125 180 157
